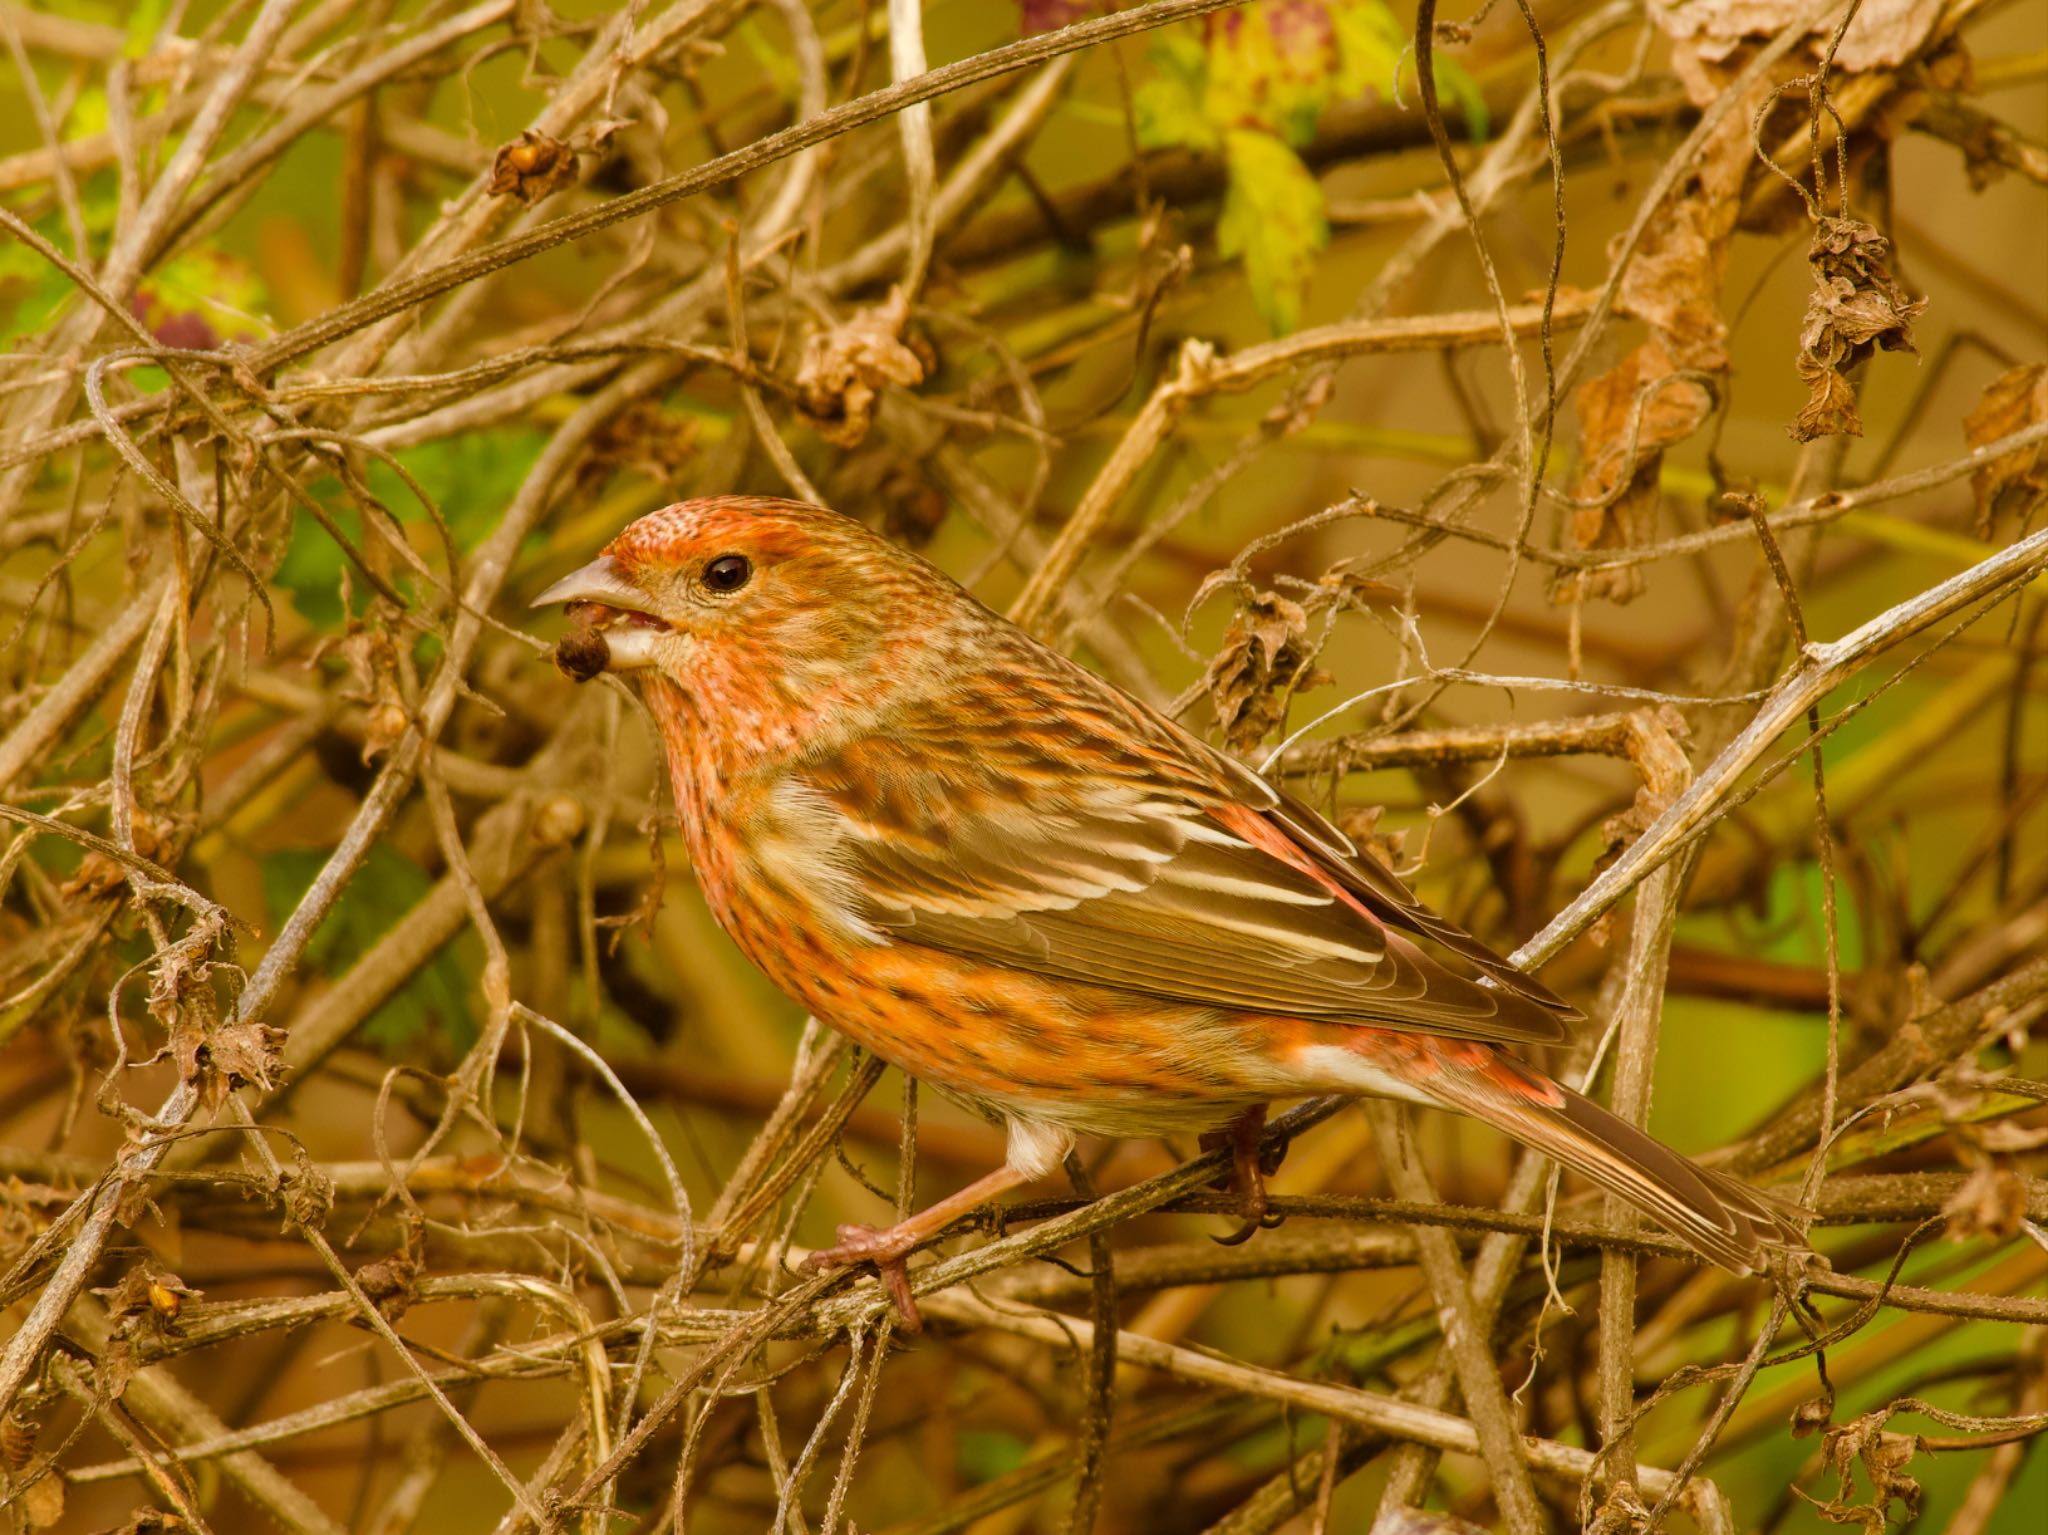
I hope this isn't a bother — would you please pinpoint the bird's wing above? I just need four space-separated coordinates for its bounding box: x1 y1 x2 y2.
799 689 1576 1046
1242 774 1583 1031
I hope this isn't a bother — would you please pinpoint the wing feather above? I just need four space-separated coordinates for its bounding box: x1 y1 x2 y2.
803 699 1573 1044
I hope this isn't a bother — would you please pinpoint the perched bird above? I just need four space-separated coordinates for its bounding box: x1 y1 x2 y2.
536 496 1801 1323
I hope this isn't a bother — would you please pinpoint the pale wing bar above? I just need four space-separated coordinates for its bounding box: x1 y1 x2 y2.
1177 728 1582 1032
849 790 1560 1040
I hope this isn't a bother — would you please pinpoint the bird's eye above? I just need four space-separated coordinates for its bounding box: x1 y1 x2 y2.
702 554 752 593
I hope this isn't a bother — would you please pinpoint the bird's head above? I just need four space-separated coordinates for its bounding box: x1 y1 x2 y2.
532 496 965 738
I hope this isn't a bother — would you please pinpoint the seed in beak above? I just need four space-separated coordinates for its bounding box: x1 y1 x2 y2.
554 624 613 683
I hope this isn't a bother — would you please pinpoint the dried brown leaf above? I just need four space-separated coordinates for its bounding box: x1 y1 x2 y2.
1649 0 1946 80
1962 363 2048 533
1565 109 1753 601
1567 342 1713 602
60 812 174 905
1614 197 1740 372
171 992 285 1116
353 1249 419 1324
1337 804 1407 867
96 1335 139 1398
1942 1162 2030 1242
329 625 408 763
796 289 929 449
1803 1409 1923 1532
1794 365 1863 441
207 1019 286 1099
574 399 698 496
1203 589 1326 754
91 1263 200 1338
354 1215 425 1325
60 854 127 906
489 129 579 205
16 1470 63 1530
109 1177 158 1232
278 1161 336 1231
1791 217 1925 441
829 447 947 548
1592 784 1671 883
1792 1390 1837 1438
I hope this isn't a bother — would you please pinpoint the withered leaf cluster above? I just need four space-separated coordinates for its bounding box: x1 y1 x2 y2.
1201 588 1330 755
1804 1409 1925 1533
91 1263 202 1339
1565 102 1752 602
795 289 931 448
1791 216 1926 442
488 129 580 205
172 1009 287 1117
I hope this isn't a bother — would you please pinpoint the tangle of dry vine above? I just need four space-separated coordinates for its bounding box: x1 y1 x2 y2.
0 1 2043 1531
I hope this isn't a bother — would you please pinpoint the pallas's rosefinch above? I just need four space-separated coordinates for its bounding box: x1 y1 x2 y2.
537 497 1800 1321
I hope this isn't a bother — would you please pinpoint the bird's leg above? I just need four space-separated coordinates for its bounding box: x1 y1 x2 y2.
1199 1105 1287 1247
801 1163 1033 1332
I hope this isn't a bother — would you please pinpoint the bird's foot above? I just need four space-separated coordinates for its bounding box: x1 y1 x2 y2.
798 1163 1038 1333
1200 1108 1287 1247
803 1223 924 1332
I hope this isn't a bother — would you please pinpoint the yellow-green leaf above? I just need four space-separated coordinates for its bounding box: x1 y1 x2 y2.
1135 33 1218 151
1217 129 1327 334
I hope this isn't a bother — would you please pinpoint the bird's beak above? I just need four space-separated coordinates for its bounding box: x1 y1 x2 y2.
530 555 656 616
531 555 666 675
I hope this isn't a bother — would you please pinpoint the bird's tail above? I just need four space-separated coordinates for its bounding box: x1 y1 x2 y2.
1409 1050 1807 1272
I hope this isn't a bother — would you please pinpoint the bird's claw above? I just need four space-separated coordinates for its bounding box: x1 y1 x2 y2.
1202 1107 1286 1247
803 1223 924 1332
1210 1207 1286 1247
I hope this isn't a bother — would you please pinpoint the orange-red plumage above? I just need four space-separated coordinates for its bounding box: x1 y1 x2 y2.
536 497 1802 1311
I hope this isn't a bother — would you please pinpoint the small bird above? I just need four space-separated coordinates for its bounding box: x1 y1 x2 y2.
536 497 1801 1323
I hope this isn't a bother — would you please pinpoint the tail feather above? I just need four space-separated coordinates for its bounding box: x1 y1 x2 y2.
1421 1055 1806 1273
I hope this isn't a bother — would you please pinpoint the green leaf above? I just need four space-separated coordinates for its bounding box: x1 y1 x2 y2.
146 247 270 342
261 844 475 1052
1217 129 1327 334
367 428 548 554
1433 53 1491 142
1206 4 1330 148
274 494 360 630
1329 1 1404 101
1134 34 1218 151
0 267 77 347
272 427 546 627
0 191 118 345
1132 4 1477 337
1330 1 1489 140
